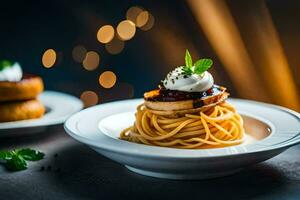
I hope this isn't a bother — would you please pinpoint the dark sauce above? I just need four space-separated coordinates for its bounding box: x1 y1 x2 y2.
145 85 223 102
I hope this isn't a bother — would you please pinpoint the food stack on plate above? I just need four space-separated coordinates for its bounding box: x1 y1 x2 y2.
0 61 45 122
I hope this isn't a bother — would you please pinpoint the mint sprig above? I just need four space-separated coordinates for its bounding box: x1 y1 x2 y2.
185 50 193 68
0 60 13 71
0 148 44 171
182 49 213 76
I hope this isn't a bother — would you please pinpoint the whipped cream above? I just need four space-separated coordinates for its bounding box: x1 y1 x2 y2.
163 66 214 92
0 62 23 82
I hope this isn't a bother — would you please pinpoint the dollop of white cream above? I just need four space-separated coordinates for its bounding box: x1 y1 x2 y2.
163 66 214 92
0 62 23 82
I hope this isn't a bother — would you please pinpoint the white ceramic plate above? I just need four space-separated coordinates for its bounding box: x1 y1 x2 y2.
0 91 83 136
64 98 300 180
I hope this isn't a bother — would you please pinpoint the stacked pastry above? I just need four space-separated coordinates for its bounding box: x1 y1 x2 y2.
0 61 45 122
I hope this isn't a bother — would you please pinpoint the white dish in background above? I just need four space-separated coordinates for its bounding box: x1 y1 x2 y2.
64 98 300 180
0 91 83 136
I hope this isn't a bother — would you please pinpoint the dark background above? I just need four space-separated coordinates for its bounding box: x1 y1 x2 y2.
0 0 299 109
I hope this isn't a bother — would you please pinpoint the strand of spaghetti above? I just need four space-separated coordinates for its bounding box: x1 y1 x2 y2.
207 122 243 144
231 116 244 138
209 132 243 145
211 106 219 117
160 119 193 129
180 124 207 132
120 127 132 138
157 117 190 124
148 117 196 140
200 115 211 141
234 113 244 126
142 111 155 136
153 139 194 147
184 138 221 145
150 114 166 136
135 112 151 138
201 113 233 137
154 133 221 147
202 111 234 122
228 121 240 140
203 108 232 142
153 140 207 149
221 103 236 113
173 129 207 138
145 112 162 137
174 126 219 139
140 110 155 136
132 133 153 145
183 120 204 128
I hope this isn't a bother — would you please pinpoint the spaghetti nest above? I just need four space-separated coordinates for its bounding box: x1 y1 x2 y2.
120 102 245 149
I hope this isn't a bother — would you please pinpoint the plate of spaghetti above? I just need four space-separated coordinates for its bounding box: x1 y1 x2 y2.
64 50 300 179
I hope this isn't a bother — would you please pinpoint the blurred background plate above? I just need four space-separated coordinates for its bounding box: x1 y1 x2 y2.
0 91 83 136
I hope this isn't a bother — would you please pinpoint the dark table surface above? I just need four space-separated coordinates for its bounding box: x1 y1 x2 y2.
1 126 300 200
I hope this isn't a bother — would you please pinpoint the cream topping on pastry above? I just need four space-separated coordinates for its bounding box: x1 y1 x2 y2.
163 66 214 92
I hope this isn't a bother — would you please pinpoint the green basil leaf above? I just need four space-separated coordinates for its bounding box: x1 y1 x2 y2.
185 50 193 68
5 155 27 171
194 58 213 74
0 151 13 160
17 148 45 161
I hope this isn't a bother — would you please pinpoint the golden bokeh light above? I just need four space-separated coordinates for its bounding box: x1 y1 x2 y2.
105 37 125 55
42 49 57 68
140 13 155 31
80 91 99 107
97 25 115 44
72 45 87 63
126 6 144 25
116 20 136 41
136 11 149 27
82 51 100 71
99 71 117 88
